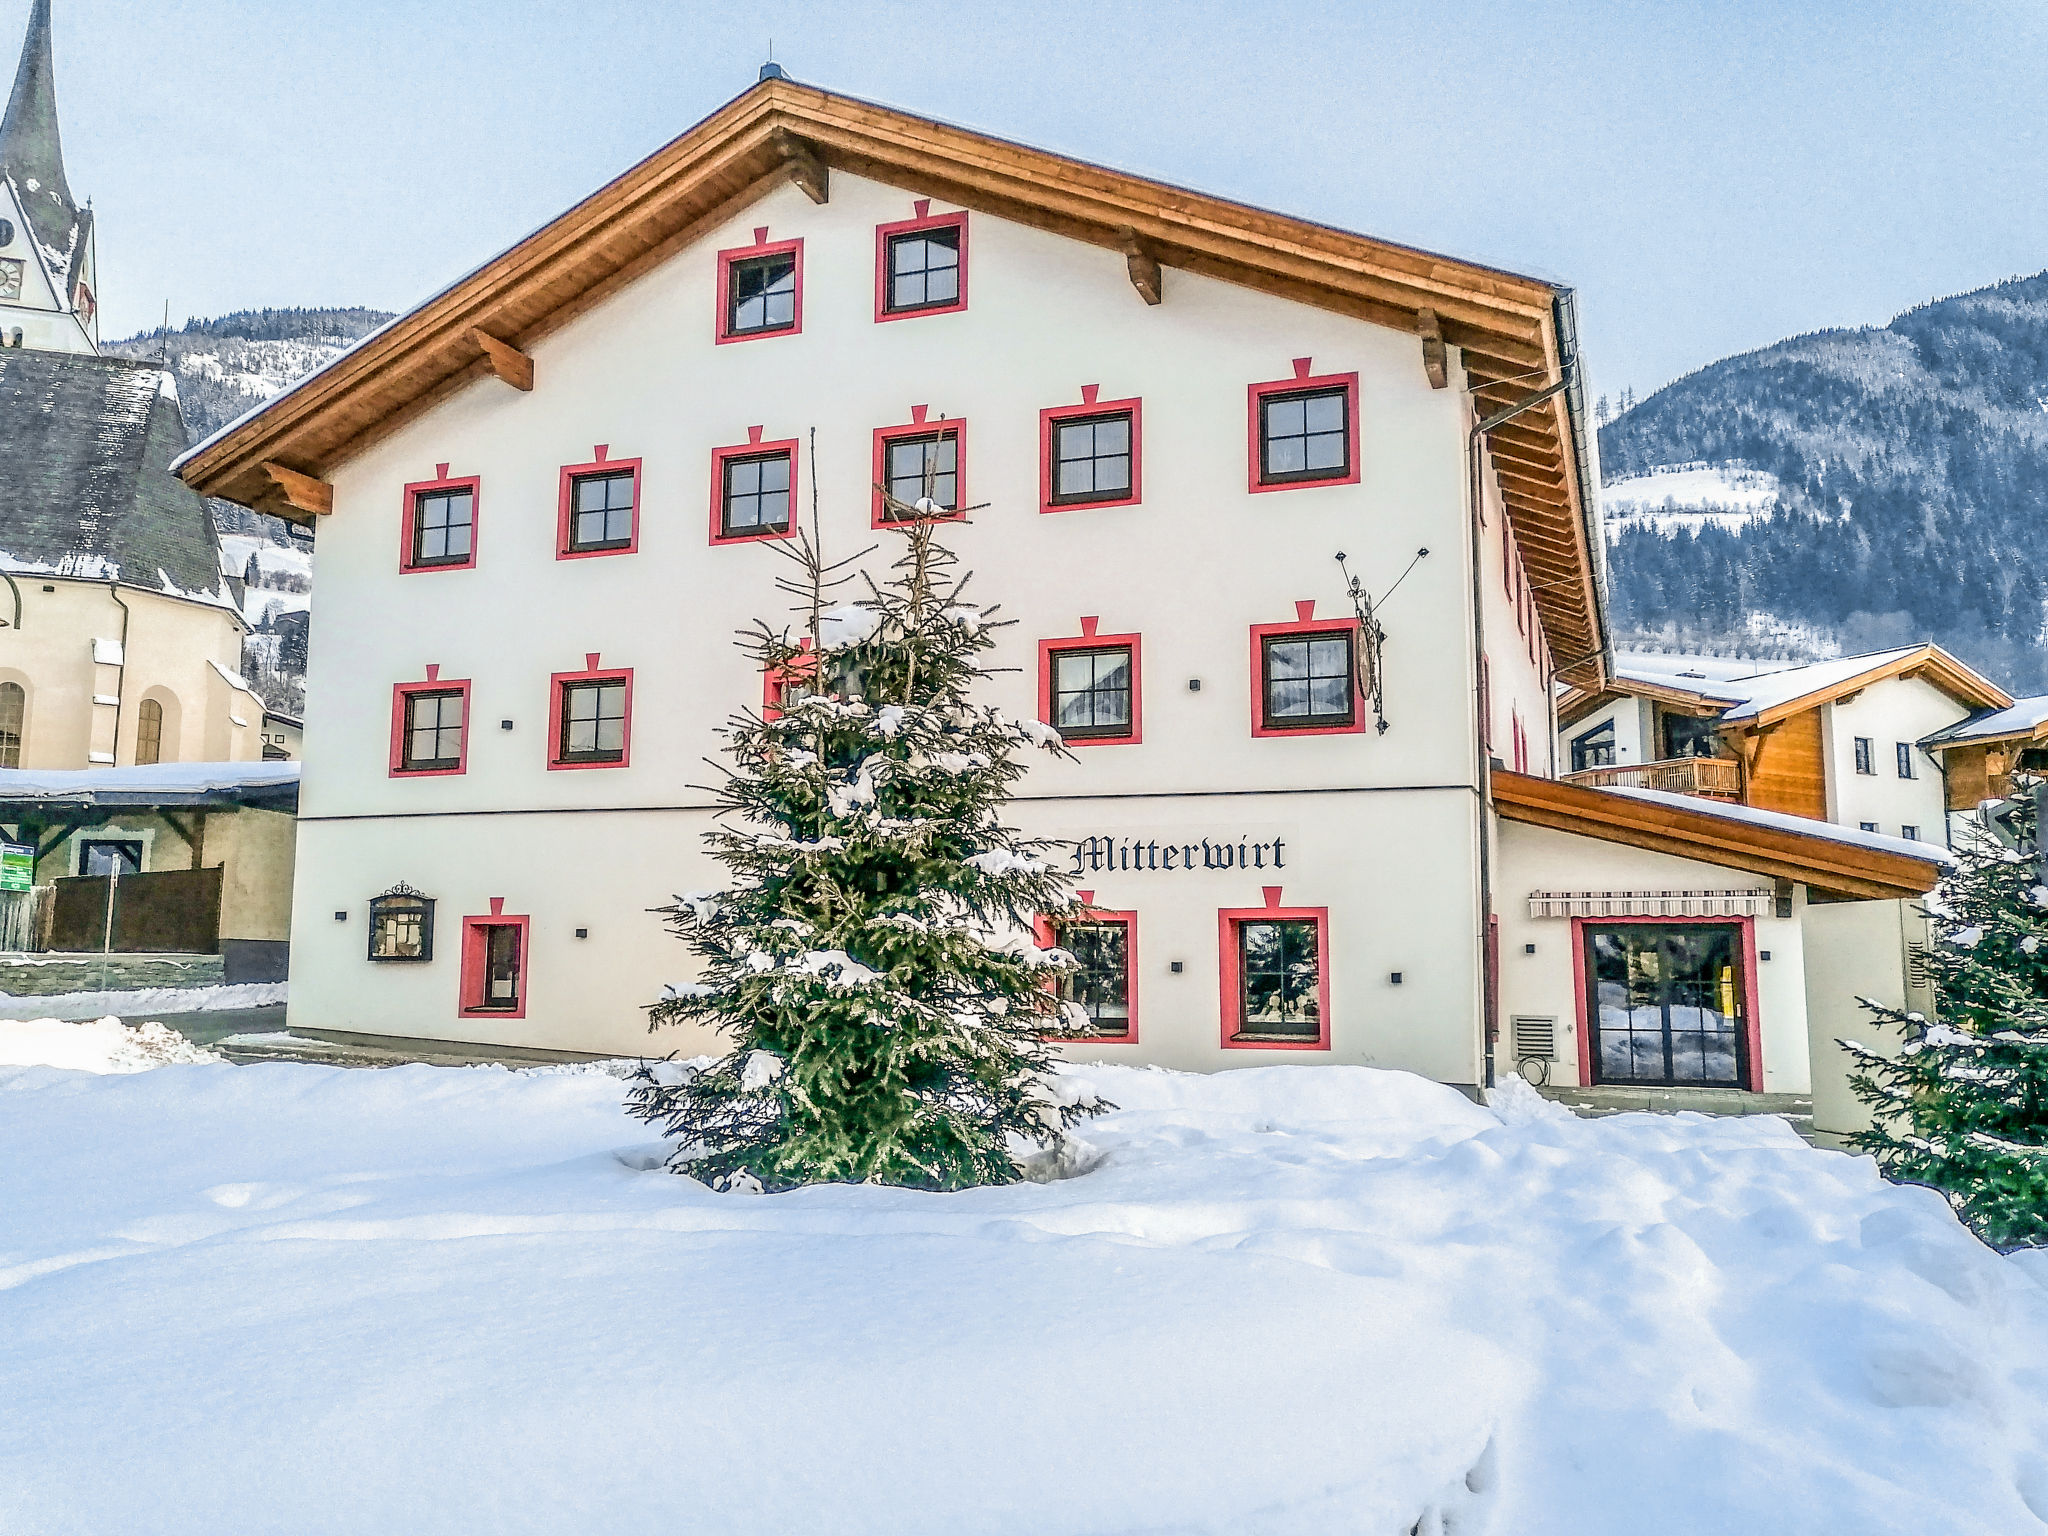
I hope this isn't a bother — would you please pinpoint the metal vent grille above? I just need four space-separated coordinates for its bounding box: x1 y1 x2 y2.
1906 943 1934 990
1512 1014 1558 1062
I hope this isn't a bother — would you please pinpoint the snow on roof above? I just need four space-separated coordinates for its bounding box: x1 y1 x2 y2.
1611 647 1931 722
1605 785 1954 864
0 761 299 805
1923 695 2048 745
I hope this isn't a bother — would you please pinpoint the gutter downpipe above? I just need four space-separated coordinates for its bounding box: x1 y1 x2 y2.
106 584 132 765
1464 289 1605 1090
1 571 20 631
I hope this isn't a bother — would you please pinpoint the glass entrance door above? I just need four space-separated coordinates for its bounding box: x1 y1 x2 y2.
1584 924 1748 1087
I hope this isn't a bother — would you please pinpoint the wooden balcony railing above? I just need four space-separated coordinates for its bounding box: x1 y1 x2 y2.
1563 756 1744 800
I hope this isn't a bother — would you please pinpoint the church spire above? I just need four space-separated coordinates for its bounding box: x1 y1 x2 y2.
2 0 82 251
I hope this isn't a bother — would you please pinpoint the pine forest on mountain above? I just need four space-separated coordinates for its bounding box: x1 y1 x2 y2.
1599 269 2048 694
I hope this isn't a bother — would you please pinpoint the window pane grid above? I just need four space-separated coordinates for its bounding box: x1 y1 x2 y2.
727 252 797 334
884 432 958 512
886 227 960 312
1057 919 1131 1036
412 487 474 566
1051 413 1133 503
560 680 627 762
722 451 793 535
1051 647 1133 738
403 689 465 770
569 470 635 550
1238 919 1320 1036
1262 632 1354 727
1260 387 1350 483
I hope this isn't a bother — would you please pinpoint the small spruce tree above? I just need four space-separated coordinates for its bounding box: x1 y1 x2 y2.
628 478 1104 1191
1845 783 2048 1248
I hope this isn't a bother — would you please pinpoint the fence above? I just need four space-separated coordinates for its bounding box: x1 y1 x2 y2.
47 867 224 954
0 886 54 952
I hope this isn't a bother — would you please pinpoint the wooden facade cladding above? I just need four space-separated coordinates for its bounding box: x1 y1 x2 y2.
172 75 1602 679
1491 770 1945 903
1736 708 1828 821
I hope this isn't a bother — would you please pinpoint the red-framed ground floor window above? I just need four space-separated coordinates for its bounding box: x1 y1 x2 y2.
460 900 530 1020
1219 889 1330 1050
1035 894 1137 1042
1572 916 1763 1090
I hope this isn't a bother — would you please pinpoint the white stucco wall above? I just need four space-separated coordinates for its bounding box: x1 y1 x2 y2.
1821 677 1967 843
1804 896 1931 1136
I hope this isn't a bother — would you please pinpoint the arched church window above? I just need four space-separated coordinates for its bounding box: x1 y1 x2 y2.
0 682 23 768
136 699 164 765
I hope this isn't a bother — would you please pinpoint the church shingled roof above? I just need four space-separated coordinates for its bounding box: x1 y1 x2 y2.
0 0 84 271
0 348 234 605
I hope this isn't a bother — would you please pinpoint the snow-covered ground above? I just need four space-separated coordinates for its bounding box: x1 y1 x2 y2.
0 981 287 1022
2 1035 2044 1534
1602 462 1783 536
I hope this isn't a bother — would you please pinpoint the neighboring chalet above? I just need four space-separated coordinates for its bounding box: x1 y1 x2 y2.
178 68 1947 1111
1923 696 2048 812
1558 644 2009 844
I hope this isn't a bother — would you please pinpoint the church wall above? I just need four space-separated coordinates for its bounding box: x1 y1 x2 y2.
0 577 255 767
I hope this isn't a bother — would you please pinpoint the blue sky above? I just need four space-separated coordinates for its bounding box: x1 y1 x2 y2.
19 0 2048 400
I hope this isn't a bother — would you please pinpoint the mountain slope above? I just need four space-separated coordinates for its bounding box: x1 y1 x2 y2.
1598 271 2048 691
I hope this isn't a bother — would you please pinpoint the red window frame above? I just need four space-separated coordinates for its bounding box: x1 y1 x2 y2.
1039 386 1142 514
715 228 804 345
399 463 481 574
547 653 634 771
872 407 968 528
1248 602 1366 738
460 898 530 1021
1039 617 1142 746
709 427 800 546
1033 891 1139 1043
388 667 471 778
1480 653 1493 754
1219 888 1331 1051
874 201 969 322
762 638 819 721
1247 359 1362 494
555 445 641 561
1569 914 1765 1093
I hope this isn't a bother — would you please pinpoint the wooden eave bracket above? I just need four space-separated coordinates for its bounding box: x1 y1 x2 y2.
259 461 333 517
1118 228 1162 305
772 130 829 203
469 328 534 392
1417 307 1448 389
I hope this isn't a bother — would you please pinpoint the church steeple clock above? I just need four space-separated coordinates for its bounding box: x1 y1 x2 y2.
0 0 98 354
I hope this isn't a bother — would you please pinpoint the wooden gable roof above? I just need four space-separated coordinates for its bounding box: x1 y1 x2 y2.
174 73 1605 678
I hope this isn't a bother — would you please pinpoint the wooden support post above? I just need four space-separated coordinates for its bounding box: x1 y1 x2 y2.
1417 307 1449 389
468 328 535 392
258 461 333 517
1118 229 1162 305
772 131 829 203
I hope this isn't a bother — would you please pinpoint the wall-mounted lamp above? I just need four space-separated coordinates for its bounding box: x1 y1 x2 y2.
575 928 589 940
1169 960 1184 973
500 719 515 731
1390 971 1403 985
333 910 347 922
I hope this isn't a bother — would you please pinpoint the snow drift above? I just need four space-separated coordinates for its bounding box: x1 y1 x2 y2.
0 1057 2042 1534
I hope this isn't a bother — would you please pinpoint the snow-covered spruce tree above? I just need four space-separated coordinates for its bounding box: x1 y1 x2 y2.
627 494 1105 1191
1844 784 2048 1248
